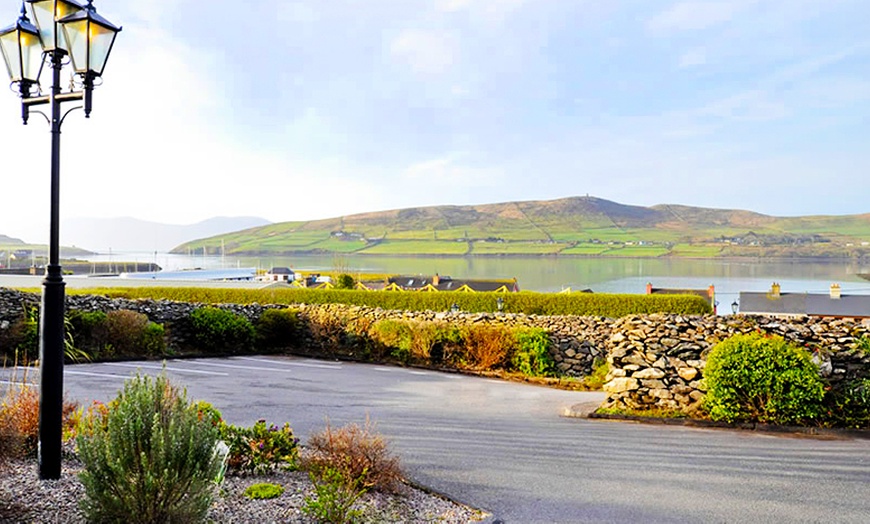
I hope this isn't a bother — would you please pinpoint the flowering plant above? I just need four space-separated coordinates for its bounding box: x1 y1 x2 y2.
220 419 299 475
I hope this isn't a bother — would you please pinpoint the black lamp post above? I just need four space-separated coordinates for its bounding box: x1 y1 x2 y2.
1 0 119 480
731 300 739 315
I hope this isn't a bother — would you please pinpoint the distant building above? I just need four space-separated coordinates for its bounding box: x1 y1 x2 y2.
739 282 870 319
257 267 296 283
386 274 519 293
646 282 717 313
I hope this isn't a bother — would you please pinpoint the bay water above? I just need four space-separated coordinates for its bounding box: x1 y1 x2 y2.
82 252 870 314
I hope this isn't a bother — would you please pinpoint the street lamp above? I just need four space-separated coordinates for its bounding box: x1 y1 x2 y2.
731 300 739 315
1 0 120 480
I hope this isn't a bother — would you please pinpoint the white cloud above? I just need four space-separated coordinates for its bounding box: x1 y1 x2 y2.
403 155 502 187
678 47 708 68
438 0 528 14
648 1 757 34
390 29 458 76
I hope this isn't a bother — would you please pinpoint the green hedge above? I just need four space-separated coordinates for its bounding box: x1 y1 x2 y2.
75 287 711 317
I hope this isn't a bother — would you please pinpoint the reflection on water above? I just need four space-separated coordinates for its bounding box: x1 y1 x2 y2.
85 252 870 309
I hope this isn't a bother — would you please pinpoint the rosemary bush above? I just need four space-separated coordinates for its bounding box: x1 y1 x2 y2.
76 373 222 523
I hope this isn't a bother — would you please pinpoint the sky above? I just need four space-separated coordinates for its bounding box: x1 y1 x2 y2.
1 0 868 244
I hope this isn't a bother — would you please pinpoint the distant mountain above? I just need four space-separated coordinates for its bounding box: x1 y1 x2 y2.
171 196 870 259
63 216 272 253
0 234 25 245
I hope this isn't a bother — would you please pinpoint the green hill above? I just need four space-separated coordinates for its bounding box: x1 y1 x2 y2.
170 196 870 259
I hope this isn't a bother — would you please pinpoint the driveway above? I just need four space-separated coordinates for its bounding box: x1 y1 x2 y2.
10 355 870 523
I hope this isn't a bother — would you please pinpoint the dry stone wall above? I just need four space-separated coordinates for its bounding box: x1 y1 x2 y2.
2 288 868 412
601 314 870 414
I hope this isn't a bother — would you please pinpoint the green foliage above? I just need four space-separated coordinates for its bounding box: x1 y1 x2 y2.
75 373 222 524
822 379 870 429
219 419 299 475
68 309 164 359
856 336 870 356
84 287 712 318
302 467 366 524
105 309 166 358
256 308 301 350
243 482 285 500
594 407 688 419
189 307 254 354
68 310 108 357
511 328 555 377
0 306 88 363
370 320 413 363
581 357 609 390
335 273 356 290
703 333 826 425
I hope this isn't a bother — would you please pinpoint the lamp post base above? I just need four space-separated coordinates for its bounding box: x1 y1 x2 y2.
38 265 65 480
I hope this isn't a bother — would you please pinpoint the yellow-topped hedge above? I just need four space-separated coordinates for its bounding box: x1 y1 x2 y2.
72 287 712 317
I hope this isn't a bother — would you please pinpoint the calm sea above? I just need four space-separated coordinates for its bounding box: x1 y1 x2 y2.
75 252 870 314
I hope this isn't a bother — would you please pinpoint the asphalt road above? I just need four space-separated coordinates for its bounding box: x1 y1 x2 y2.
6 356 870 523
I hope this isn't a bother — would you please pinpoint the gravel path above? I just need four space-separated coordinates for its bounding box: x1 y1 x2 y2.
0 456 486 523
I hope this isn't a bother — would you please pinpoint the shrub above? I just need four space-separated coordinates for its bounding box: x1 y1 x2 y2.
68 310 108 357
220 419 299 475
2 314 38 363
244 482 285 500
822 379 870 429
511 328 555 377
104 310 166 357
302 418 403 494
335 274 356 290
76 373 222 524
703 333 825 425
87 286 712 317
431 323 462 364
370 320 413 363
302 467 366 524
459 324 513 371
189 307 254 354
0 377 78 459
256 308 301 350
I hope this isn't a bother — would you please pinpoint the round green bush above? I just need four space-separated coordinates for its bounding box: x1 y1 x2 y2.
256 308 301 350
189 307 254 354
703 333 825 425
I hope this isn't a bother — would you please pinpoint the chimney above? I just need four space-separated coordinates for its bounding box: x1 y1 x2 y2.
646 282 653 295
770 282 781 298
830 283 841 300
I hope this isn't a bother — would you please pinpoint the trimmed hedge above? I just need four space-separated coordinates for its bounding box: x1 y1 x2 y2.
703 333 825 425
74 287 712 317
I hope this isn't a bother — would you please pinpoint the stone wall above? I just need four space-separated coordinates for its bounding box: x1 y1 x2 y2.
2 288 869 413
601 314 870 414
0 288 608 374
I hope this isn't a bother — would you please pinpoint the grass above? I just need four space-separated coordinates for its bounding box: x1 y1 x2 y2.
599 245 670 257
560 244 611 255
669 244 723 257
470 242 568 255
358 241 469 255
594 407 689 419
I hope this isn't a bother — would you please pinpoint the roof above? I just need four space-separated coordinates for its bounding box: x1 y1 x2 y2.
268 267 294 275
739 291 870 318
387 275 519 293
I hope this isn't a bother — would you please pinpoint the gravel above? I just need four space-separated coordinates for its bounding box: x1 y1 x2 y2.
0 456 487 523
